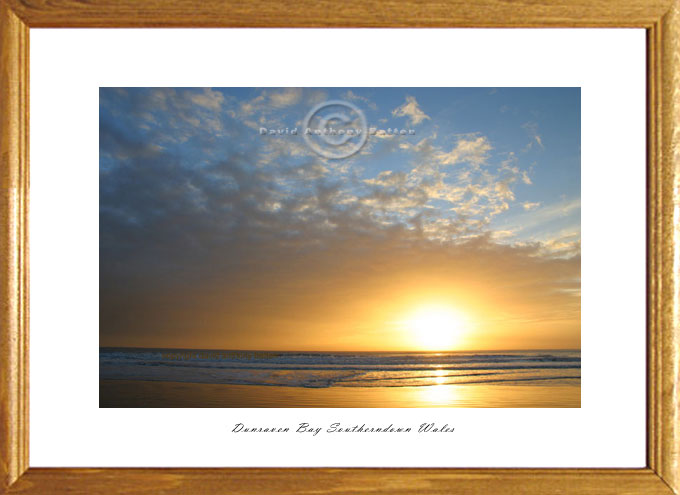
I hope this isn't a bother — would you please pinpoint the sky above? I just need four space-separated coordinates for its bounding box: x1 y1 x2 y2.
99 87 580 351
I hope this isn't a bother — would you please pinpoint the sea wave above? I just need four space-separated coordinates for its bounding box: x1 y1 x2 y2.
99 348 581 388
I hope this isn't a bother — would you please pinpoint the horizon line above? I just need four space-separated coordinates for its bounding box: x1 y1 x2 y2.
99 345 581 353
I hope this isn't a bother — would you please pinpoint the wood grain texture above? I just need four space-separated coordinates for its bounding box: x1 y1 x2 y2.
3 0 676 27
648 14 663 485
3 468 676 495
655 1 680 493
0 1 29 491
1 0 679 494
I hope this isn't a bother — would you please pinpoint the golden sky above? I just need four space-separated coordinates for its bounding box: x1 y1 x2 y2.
100 233 580 351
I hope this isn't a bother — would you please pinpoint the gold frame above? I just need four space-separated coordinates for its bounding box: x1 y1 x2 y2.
1 1 678 493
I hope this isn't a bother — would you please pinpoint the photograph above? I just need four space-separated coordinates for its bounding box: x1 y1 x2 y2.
99 87 581 408
4 2 677 492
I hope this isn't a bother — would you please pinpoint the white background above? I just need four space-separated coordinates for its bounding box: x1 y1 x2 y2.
30 29 646 467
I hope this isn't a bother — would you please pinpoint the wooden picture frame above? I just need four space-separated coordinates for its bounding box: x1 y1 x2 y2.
1 1 678 493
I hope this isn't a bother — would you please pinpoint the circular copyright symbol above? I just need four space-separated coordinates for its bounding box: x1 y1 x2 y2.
303 100 368 159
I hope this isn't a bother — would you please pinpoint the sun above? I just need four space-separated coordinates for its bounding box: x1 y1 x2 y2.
403 305 468 351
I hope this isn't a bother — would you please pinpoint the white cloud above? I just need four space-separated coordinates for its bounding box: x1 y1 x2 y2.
188 88 224 111
494 198 581 251
437 136 491 166
541 232 580 257
269 88 302 108
239 94 265 116
392 96 430 126
522 201 541 210
522 121 544 150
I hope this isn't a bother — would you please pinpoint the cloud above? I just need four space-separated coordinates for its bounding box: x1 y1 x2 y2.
188 88 224 110
357 130 535 232
392 96 430 126
540 232 581 258
437 136 491 166
522 121 544 150
269 88 302 108
522 201 541 210
241 88 300 115
240 94 266 116
342 90 378 110
493 198 581 258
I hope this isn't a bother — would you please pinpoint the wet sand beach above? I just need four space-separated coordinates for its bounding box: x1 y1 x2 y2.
100 379 580 408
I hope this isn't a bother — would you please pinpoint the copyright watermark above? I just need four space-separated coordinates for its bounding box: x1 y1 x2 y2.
259 99 415 159
303 100 368 159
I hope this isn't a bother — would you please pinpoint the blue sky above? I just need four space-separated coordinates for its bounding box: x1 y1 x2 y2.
99 88 580 350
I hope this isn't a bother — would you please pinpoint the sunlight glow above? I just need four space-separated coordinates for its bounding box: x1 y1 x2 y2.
403 305 468 351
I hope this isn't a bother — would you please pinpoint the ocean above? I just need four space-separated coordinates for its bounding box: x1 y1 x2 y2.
99 348 580 407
